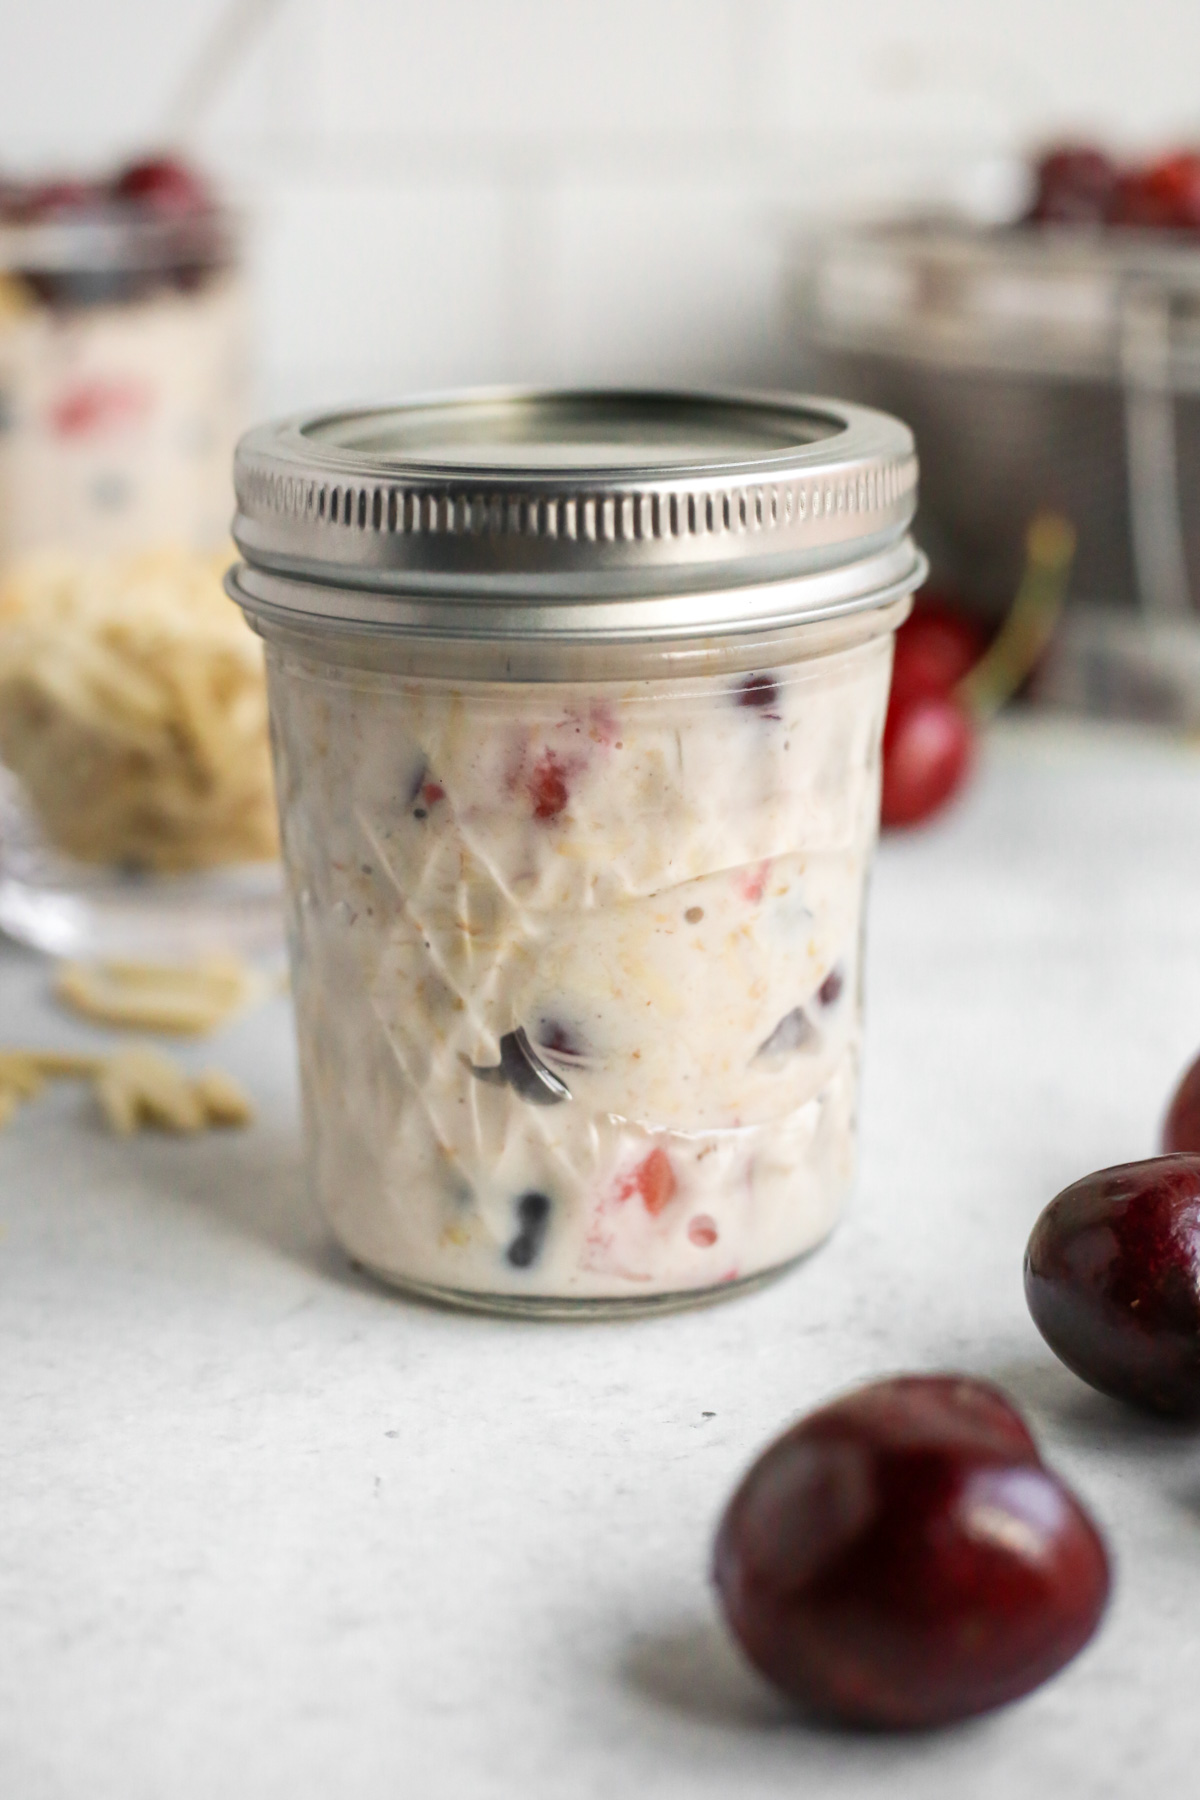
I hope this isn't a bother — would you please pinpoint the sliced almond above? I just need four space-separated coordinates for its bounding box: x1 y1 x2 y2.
96 1045 206 1134
55 956 262 1036
192 1067 255 1128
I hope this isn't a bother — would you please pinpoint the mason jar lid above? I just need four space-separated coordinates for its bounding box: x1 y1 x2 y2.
229 388 923 642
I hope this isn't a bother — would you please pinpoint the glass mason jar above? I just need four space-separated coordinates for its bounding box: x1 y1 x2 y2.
228 391 925 1315
0 185 279 960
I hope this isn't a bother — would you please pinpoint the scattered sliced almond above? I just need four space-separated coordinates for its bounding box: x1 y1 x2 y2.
97 1045 207 1134
0 1044 253 1135
55 956 265 1036
191 1067 256 1128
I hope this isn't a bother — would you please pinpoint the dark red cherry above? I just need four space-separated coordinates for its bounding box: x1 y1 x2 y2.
112 155 212 216
1029 146 1119 225
889 601 984 710
880 691 974 829
1163 1049 1200 1153
737 673 780 713
1026 1156 1200 1416
713 1375 1110 1730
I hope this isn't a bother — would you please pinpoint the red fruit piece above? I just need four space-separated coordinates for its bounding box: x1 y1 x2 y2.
1025 1155 1200 1416
1163 1049 1200 1153
889 601 985 710
112 155 212 216
1110 152 1200 231
737 673 781 714
49 378 151 438
528 750 571 821
1028 146 1119 225
713 1374 1110 1730
880 691 974 829
688 1214 719 1247
618 1146 676 1216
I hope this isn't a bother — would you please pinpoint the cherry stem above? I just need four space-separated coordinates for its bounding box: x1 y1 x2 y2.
957 511 1076 722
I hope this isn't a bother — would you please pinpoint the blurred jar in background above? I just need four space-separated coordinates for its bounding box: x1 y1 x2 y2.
0 157 280 962
0 156 244 558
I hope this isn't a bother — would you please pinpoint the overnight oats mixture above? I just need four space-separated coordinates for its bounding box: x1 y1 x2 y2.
231 388 922 1311
268 634 890 1302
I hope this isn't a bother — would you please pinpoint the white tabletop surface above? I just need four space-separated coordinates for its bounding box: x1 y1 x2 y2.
5 716 1200 1799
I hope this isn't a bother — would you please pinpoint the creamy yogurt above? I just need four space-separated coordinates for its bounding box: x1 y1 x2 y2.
267 632 890 1305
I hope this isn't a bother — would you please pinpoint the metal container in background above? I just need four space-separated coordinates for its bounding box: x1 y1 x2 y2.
788 221 1200 726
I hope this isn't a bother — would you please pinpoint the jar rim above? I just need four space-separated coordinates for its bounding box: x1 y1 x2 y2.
231 387 921 629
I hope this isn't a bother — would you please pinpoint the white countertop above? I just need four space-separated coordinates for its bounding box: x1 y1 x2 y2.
5 717 1200 1799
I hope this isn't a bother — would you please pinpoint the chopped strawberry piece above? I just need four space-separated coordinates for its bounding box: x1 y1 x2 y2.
528 751 570 821
617 1146 677 1216
421 781 445 805
739 860 771 905
688 1214 719 1247
49 379 151 438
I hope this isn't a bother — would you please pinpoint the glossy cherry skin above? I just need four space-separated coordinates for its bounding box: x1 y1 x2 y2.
1026 1156 1200 1416
880 691 974 829
1162 1050 1200 1154
890 601 984 710
713 1376 1110 1730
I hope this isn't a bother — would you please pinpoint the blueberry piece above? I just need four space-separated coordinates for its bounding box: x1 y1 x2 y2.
507 1191 552 1268
405 759 429 806
470 1029 570 1104
755 1006 818 1062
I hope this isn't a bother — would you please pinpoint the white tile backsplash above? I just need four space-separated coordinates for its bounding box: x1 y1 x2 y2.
310 0 741 139
3 0 1200 411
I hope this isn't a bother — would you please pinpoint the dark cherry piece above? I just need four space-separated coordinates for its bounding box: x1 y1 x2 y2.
112 155 212 216
531 1016 590 1066
1028 146 1119 225
737 674 780 714
713 1375 1110 1730
1025 1155 1200 1416
817 966 844 1008
880 691 974 829
1162 1049 1200 1153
